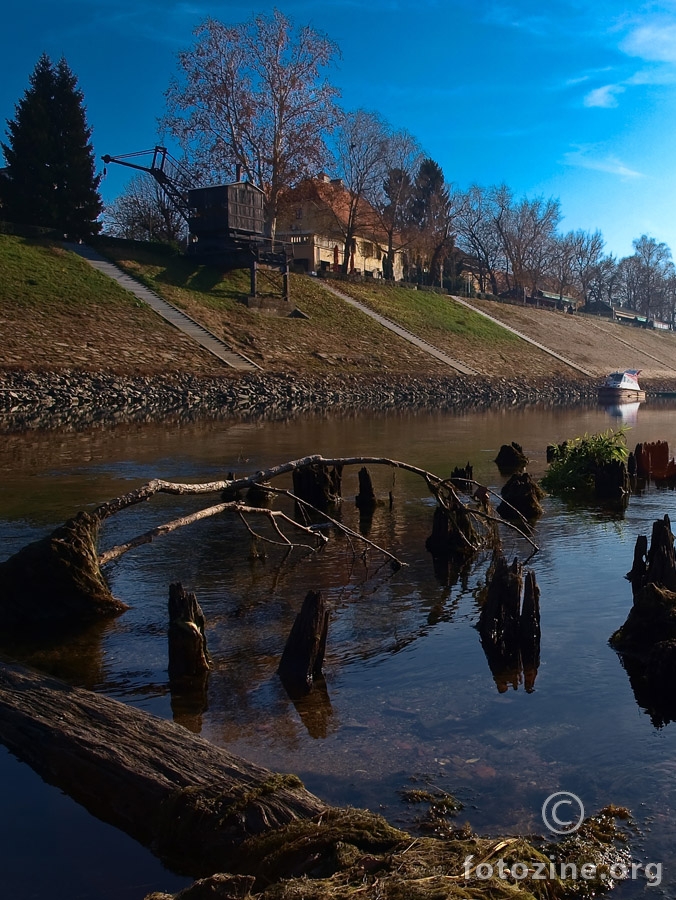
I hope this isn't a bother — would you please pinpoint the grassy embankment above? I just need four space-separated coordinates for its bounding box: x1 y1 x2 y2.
0 233 566 378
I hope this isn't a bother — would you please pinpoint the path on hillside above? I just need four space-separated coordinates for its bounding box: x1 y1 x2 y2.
450 294 594 377
317 281 479 375
65 243 261 371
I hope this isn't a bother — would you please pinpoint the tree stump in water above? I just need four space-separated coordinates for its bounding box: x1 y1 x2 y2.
477 556 541 692
634 441 676 480
292 464 342 511
450 462 473 486
0 511 127 630
425 500 481 561
355 466 378 513
168 583 211 680
278 591 329 696
495 442 528 473
594 458 630 501
613 516 676 653
498 473 544 521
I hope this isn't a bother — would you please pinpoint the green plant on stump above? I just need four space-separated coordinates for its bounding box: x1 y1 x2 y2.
542 428 629 495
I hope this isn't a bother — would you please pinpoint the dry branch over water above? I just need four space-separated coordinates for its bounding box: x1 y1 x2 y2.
0 454 537 628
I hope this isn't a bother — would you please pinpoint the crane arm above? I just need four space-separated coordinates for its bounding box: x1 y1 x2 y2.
101 147 192 223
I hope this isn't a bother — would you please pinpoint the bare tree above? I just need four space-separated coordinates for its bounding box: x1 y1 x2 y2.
569 229 606 305
104 175 187 245
164 10 341 238
453 184 506 295
331 110 391 273
502 195 561 297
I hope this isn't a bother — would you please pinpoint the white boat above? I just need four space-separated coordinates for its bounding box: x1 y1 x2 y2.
598 370 646 402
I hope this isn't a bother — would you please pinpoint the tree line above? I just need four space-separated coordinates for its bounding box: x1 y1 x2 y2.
2 12 676 322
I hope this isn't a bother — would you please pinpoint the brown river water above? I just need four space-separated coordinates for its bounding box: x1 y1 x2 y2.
2 399 676 898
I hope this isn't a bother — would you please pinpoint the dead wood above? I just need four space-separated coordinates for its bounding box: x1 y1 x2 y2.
497 473 544 521
0 660 326 876
0 511 127 630
355 466 378 513
0 454 538 630
477 556 541 693
292 463 342 511
494 442 528 473
277 590 329 697
168 583 211 680
0 663 630 900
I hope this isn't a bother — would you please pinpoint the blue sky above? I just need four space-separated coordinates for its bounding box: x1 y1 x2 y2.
3 1 676 259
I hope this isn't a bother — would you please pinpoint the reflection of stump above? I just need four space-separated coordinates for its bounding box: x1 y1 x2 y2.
168 583 211 680
278 591 329 696
495 442 528 473
292 465 342 511
498 473 544 520
0 511 127 629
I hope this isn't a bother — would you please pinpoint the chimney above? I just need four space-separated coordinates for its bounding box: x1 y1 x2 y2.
235 163 243 182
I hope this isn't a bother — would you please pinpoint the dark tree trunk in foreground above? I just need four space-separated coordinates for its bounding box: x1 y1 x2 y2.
0 662 325 877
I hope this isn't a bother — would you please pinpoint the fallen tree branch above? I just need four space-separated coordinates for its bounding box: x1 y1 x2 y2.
262 485 407 569
93 456 445 522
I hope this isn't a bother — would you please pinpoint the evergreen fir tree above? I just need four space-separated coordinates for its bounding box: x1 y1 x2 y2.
1 54 102 237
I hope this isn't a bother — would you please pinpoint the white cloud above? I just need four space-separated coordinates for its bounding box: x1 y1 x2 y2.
620 21 676 64
563 146 644 179
583 84 625 107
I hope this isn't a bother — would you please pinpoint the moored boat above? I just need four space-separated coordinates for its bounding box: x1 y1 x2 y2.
598 369 646 402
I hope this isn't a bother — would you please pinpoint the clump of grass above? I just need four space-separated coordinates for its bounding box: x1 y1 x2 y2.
542 427 629 494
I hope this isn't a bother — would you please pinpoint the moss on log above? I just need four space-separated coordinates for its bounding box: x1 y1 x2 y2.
0 661 325 876
0 662 630 900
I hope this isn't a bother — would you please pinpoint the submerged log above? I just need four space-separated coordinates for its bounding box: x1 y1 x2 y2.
168 583 211 680
0 511 127 630
0 661 326 876
277 591 329 696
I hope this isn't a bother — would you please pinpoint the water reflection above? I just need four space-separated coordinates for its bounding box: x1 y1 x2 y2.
5 401 676 897
599 400 642 426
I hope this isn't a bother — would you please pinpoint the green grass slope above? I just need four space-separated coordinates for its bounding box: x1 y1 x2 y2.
0 235 225 374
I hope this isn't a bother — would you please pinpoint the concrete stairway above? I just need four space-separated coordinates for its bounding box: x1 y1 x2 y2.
317 280 479 375
66 243 261 371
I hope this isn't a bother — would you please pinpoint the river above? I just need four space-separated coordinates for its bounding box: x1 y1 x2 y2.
1 398 676 899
